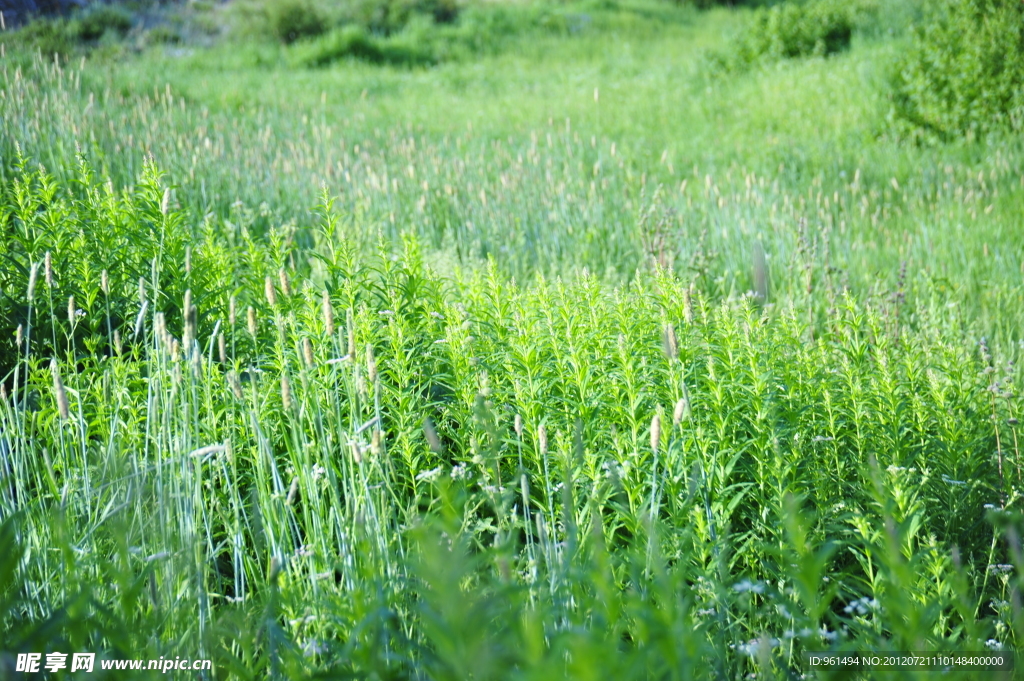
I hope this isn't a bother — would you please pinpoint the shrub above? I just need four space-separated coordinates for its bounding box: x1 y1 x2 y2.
739 0 854 61
706 0 863 72
346 0 459 36
147 25 182 44
72 4 133 42
2 17 77 57
290 22 437 66
265 0 327 43
889 0 1024 141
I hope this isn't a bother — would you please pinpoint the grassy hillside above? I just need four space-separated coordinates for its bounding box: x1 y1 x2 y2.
2 0 1024 678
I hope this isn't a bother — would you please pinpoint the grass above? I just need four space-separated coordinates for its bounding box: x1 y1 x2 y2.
2 0 1024 678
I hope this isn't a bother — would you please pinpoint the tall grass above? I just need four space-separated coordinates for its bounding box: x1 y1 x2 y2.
2 32 1024 345
3 2 1024 677
2 159 1023 678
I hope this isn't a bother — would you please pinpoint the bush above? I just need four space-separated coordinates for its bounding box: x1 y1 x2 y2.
1 16 77 57
740 0 855 61
889 0 1024 141
290 22 437 66
705 0 865 72
72 4 133 41
345 0 459 36
265 0 327 43
147 25 182 44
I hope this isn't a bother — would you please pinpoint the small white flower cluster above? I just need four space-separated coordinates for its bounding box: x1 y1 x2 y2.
733 637 779 658
843 597 879 616
782 628 815 640
601 459 630 480
986 639 1004 650
415 466 443 482
302 639 327 658
312 463 327 482
733 579 765 594
987 564 1014 575
450 464 469 480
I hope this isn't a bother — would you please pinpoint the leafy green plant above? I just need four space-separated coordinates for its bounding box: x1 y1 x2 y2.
289 22 438 67
888 0 1024 141
714 0 862 70
265 0 327 43
344 0 459 35
0 16 78 58
72 4 133 42
2 156 1022 678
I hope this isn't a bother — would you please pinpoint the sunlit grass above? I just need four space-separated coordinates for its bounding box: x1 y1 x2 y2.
2 0 1024 677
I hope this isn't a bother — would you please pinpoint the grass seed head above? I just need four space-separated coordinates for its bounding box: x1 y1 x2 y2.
321 290 334 336
229 296 237 328
160 188 171 216
538 424 548 456
673 397 689 426
101 269 109 296
286 477 299 506
264 276 277 308
281 373 293 410
27 261 38 302
67 295 75 324
303 337 314 368
347 309 356 358
278 268 291 297
138 277 146 306
183 291 194 349
423 416 442 454
227 371 243 399
752 241 768 303
663 322 678 361
650 412 661 453
50 359 69 420
515 413 523 439
16 324 23 349
372 429 382 456
218 333 227 364
247 307 257 337
366 345 377 383
155 312 166 347
114 329 122 356
44 251 53 287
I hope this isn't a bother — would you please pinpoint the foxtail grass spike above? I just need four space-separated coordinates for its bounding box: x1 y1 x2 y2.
50 359 69 420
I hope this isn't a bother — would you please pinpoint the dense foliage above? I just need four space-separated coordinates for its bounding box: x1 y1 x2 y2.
889 0 1024 141
2 160 1021 679
3 0 1024 677
710 0 864 70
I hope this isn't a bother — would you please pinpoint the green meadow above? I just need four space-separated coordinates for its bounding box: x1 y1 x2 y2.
2 0 1024 677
